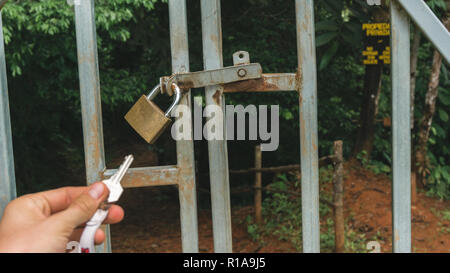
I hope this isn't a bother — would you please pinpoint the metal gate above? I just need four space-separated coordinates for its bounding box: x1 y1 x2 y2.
1 0 449 253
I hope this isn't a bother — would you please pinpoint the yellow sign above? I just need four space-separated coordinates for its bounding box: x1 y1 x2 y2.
362 23 390 36
363 23 391 65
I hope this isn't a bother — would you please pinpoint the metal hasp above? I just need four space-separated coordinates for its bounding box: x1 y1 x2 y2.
391 1 411 253
396 0 450 64
296 0 321 253
160 63 263 95
201 0 233 253
74 0 110 253
0 11 17 217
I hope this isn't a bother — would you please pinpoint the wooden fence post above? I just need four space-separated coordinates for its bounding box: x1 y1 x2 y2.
255 145 262 225
333 141 345 253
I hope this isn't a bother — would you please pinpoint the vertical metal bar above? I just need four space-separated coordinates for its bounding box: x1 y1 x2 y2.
390 1 411 253
0 11 17 217
296 0 320 253
200 0 233 253
168 0 199 253
74 0 110 253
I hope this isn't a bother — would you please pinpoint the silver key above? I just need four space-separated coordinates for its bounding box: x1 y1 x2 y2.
103 154 133 203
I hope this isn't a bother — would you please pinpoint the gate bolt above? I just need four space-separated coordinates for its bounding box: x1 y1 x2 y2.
237 68 247 77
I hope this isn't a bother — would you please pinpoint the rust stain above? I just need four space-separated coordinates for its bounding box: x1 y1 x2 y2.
212 89 222 105
222 77 279 93
114 167 179 188
295 67 303 97
178 80 195 90
394 229 400 242
87 114 103 181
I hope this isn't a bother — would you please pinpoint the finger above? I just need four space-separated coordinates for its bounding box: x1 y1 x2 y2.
48 183 109 232
21 186 89 216
105 205 124 224
70 205 124 228
94 229 105 245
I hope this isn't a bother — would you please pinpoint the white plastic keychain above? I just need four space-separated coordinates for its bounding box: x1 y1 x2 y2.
78 155 133 253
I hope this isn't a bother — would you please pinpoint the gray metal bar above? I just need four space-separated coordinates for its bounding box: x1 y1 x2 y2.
74 0 110 253
160 63 262 94
296 0 320 253
391 1 412 253
396 0 450 64
0 11 16 217
200 0 233 253
169 0 199 253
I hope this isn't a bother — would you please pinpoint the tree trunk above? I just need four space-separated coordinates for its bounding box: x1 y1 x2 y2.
352 7 389 159
353 64 383 159
0 1 8 10
410 25 421 204
333 141 345 253
415 18 450 186
410 26 421 130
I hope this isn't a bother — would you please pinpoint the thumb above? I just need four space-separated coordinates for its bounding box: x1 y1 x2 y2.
50 182 109 231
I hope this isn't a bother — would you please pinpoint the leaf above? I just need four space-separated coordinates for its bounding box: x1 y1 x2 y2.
315 20 339 32
438 109 449 122
319 41 339 70
438 89 450 106
315 32 338 47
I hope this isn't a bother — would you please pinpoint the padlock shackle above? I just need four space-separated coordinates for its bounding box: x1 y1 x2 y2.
146 84 161 100
165 83 182 117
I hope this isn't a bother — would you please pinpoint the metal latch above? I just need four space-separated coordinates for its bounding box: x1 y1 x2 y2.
159 51 262 95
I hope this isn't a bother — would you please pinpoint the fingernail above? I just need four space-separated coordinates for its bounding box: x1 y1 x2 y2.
88 183 104 200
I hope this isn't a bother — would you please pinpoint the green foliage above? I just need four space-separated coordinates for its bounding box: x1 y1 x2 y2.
255 172 377 252
315 0 370 70
260 174 303 251
2 0 160 193
245 215 261 242
426 163 450 200
357 150 391 175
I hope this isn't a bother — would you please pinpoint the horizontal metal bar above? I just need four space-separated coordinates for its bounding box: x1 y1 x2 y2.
396 0 450 64
160 63 262 95
103 165 179 188
222 73 298 93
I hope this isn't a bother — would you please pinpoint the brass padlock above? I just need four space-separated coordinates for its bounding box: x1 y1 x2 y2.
125 83 182 144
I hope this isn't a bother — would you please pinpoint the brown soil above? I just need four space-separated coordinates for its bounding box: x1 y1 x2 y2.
109 158 450 253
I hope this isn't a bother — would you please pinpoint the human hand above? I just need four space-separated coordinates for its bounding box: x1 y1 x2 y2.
0 182 124 253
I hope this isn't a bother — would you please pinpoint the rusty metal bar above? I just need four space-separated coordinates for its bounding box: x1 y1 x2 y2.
296 0 321 253
74 0 110 253
391 1 412 253
0 11 17 217
201 0 233 253
103 166 179 188
168 0 199 253
223 73 298 93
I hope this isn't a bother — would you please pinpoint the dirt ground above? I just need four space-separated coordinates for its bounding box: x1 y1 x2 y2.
109 158 450 253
